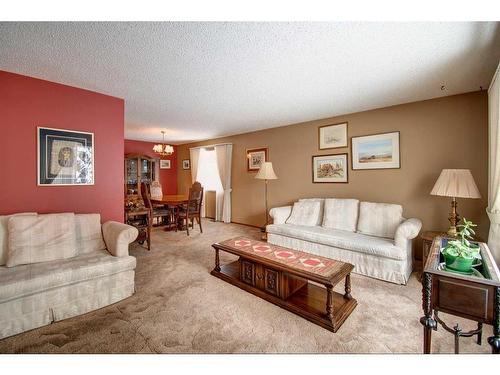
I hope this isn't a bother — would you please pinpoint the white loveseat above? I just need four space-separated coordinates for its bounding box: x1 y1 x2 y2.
0 212 138 339
267 198 422 284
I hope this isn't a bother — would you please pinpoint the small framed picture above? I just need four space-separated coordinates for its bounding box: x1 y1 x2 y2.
351 131 400 170
182 159 190 170
246 148 268 171
312 153 348 183
318 122 348 149
160 159 171 169
38 126 94 186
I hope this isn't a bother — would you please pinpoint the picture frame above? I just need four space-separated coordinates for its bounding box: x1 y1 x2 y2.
160 159 171 169
37 126 94 186
312 153 348 183
182 159 190 170
246 147 268 171
318 122 348 149
351 131 400 170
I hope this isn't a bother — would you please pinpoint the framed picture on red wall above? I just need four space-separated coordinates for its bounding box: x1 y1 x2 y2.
160 159 171 169
37 127 94 186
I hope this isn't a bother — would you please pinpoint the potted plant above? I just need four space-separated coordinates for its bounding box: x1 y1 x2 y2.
441 218 481 273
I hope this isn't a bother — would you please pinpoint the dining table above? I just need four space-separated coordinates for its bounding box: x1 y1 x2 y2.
150 195 189 231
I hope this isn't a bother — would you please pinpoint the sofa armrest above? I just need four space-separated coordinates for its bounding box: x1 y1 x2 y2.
102 221 139 257
394 218 422 249
269 206 292 225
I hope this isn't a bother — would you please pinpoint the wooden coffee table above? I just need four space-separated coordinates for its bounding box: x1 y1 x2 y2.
211 237 357 332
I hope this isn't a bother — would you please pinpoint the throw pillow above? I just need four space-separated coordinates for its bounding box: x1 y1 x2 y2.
7 213 77 267
75 214 106 254
285 201 322 227
0 212 37 266
357 202 403 238
322 198 359 232
298 198 325 226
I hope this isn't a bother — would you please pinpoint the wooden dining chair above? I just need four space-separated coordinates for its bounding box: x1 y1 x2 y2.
140 182 172 227
176 182 204 236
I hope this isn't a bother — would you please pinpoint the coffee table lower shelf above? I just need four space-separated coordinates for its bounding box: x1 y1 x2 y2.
211 260 357 332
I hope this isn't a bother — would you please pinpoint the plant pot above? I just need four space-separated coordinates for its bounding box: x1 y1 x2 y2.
443 253 474 272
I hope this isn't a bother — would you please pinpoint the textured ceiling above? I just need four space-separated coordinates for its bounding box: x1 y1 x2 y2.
1 22 499 144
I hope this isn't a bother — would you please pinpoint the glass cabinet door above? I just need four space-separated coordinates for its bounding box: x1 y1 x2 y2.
126 158 138 195
140 158 152 184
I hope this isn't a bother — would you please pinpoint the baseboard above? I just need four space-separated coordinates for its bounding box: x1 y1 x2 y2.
230 221 263 230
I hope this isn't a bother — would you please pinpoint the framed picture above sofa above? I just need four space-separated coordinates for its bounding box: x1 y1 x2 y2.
351 131 400 170
318 122 348 149
246 147 268 171
37 127 94 186
312 153 348 183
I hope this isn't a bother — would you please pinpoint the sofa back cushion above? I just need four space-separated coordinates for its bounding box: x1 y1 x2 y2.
322 198 359 232
75 214 106 255
0 212 37 266
357 202 403 238
298 198 325 226
6 213 77 267
286 201 322 227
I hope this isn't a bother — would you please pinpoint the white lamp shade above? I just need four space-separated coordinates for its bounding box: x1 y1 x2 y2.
255 162 278 180
430 169 481 198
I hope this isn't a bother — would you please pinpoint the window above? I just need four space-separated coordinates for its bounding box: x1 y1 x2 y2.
196 148 223 192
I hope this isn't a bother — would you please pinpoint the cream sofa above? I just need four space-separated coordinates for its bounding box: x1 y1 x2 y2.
0 212 138 339
267 198 422 284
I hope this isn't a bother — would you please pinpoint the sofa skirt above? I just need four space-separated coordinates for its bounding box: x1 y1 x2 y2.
0 270 135 340
267 233 412 285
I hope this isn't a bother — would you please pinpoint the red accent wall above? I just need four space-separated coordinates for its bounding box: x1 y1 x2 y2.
0 70 125 222
124 139 178 195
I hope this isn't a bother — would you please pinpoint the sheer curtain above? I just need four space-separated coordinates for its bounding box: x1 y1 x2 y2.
196 148 223 218
215 144 233 223
488 63 500 265
189 148 201 184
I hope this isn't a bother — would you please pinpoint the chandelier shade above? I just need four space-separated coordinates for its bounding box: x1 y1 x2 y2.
153 131 174 156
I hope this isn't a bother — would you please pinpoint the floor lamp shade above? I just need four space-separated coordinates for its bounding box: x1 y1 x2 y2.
255 162 278 180
430 169 481 236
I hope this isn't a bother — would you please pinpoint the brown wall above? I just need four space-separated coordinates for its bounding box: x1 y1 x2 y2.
177 91 489 244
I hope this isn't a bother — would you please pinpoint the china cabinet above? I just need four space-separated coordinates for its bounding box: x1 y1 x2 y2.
125 154 157 197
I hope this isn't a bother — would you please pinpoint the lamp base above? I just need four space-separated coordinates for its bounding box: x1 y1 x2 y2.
447 226 458 237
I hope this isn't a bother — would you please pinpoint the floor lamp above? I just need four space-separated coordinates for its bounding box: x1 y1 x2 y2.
255 162 278 238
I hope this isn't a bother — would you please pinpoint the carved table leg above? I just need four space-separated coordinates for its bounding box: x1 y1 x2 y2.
344 274 352 300
420 272 437 354
326 285 333 321
477 323 483 345
214 248 221 272
488 287 500 354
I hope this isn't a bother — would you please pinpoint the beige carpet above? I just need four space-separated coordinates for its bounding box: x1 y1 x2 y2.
0 220 492 353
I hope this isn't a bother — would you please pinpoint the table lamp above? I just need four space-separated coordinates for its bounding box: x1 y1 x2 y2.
430 169 481 236
255 162 278 230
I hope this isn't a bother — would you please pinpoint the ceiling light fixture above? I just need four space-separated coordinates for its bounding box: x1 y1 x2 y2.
153 131 174 156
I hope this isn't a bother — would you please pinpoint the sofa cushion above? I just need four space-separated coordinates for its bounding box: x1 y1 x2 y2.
357 202 403 239
298 198 325 226
75 214 106 255
0 250 136 303
286 201 322 227
266 223 405 260
7 213 77 267
322 198 359 232
0 213 37 266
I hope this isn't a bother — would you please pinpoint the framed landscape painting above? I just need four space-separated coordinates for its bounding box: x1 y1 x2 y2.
246 147 268 171
351 131 400 170
37 127 94 186
318 122 348 149
160 159 171 169
312 153 348 183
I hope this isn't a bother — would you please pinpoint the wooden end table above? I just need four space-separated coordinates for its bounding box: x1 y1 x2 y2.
125 208 151 250
211 237 357 332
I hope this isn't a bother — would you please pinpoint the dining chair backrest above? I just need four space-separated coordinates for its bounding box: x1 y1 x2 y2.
140 182 153 209
187 182 204 214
